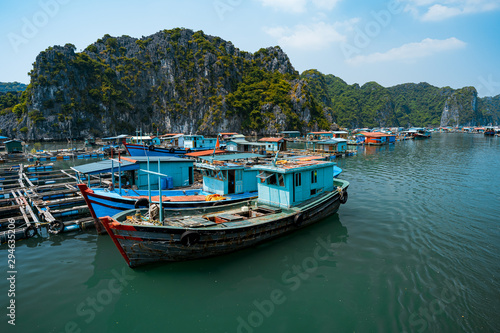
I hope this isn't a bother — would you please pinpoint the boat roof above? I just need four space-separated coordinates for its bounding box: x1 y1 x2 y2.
185 149 226 157
128 156 192 163
102 134 130 140
71 159 139 175
199 153 265 162
253 160 334 174
317 138 348 144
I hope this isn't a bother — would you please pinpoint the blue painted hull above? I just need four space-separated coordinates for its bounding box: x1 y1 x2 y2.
78 184 258 221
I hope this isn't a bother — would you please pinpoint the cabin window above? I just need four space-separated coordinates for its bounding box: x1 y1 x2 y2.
268 173 277 185
278 174 285 187
311 170 317 184
257 171 273 184
295 173 301 186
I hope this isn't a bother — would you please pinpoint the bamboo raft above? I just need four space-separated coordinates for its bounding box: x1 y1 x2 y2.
0 164 103 243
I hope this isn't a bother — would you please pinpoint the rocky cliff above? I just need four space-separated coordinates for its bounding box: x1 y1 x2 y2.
1 28 323 140
1 29 499 140
301 70 497 128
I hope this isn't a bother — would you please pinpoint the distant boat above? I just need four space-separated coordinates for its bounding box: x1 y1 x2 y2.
124 143 189 157
99 158 349 267
484 127 495 136
409 128 431 139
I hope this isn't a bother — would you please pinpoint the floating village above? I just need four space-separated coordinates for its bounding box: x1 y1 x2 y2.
1 126 499 266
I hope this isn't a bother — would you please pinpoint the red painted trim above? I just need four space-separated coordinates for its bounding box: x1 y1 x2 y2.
99 216 131 266
115 235 143 241
77 184 99 220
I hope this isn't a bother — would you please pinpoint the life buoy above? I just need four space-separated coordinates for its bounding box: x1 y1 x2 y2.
293 213 303 226
134 198 149 209
169 148 175 153
149 145 155 151
24 224 37 238
48 220 64 234
339 191 348 204
180 230 200 246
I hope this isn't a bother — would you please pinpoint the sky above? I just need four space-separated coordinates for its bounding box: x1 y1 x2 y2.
1 0 500 97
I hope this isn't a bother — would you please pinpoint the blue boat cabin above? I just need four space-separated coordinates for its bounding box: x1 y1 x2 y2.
254 160 335 208
196 154 262 195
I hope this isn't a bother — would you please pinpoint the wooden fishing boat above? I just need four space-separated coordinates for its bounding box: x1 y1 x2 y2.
99 159 349 267
77 154 264 232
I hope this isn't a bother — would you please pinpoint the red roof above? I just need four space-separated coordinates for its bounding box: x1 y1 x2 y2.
359 132 393 137
258 137 284 142
309 131 332 134
185 149 225 157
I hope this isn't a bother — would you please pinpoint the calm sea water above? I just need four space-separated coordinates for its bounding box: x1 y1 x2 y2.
1 133 499 333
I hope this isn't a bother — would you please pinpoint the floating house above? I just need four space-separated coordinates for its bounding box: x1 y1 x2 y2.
315 138 348 153
332 131 348 139
184 135 217 150
306 131 334 140
5 140 23 153
357 132 396 145
226 139 267 153
258 137 287 152
280 131 301 138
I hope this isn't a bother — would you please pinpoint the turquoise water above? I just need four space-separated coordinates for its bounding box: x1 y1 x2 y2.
1 133 499 332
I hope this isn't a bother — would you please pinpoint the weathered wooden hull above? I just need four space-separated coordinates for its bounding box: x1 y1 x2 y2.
100 181 348 267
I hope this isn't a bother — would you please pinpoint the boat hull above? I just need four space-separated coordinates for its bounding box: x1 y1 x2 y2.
100 181 349 267
124 143 186 157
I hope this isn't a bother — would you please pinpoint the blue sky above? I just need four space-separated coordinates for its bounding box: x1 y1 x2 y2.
1 0 500 96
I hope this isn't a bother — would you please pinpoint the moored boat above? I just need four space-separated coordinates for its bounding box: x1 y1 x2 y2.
99 158 349 267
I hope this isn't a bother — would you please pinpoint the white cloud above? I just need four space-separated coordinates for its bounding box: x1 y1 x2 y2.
264 20 356 49
255 0 341 13
346 37 466 65
404 0 500 21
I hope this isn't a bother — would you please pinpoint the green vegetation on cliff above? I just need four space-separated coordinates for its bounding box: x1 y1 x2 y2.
1 29 499 140
0 82 27 93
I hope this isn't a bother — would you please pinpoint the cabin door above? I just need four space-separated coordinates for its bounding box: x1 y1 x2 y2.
228 170 235 194
293 172 302 203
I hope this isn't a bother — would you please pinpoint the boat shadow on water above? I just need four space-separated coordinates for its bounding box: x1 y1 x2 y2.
131 213 349 274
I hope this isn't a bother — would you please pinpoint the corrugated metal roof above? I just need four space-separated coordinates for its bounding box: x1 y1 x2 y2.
199 153 265 162
71 159 139 175
258 137 284 142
